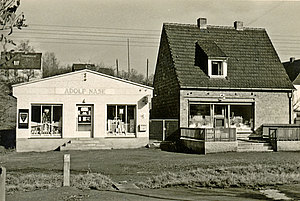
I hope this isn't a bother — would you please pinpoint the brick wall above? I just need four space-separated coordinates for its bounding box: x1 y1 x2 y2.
179 89 291 130
152 29 180 119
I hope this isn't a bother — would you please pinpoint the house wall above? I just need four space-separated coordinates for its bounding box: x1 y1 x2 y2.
13 71 152 152
180 89 291 131
151 29 180 119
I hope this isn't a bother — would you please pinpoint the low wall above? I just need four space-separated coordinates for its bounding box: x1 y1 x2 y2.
17 137 149 152
181 138 237 154
102 137 149 149
205 141 238 154
17 138 71 152
276 141 300 152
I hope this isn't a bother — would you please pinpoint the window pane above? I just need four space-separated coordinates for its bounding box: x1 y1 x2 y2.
117 105 126 122
189 104 212 128
31 105 41 123
107 105 116 120
53 106 62 134
230 105 253 130
127 106 136 133
212 61 223 75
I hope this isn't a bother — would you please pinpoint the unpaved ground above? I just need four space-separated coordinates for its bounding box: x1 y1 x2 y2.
7 185 300 201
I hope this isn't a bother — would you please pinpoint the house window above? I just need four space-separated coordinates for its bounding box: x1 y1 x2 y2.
31 104 62 137
212 61 223 75
14 60 20 65
107 105 136 136
208 59 227 78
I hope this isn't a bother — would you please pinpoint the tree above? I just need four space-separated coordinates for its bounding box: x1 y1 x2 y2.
0 0 26 52
15 39 35 53
42 52 60 78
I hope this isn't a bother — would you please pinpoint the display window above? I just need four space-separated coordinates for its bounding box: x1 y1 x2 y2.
31 104 62 137
189 103 253 131
107 105 136 136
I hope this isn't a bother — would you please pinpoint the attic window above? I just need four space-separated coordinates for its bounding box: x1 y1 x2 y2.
14 60 20 65
208 59 227 78
212 61 223 75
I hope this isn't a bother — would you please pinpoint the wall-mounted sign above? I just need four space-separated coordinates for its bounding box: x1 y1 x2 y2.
18 109 29 129
139 124 147 132
55 88 115 95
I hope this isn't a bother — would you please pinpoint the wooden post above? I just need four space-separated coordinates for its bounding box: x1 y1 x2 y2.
63 154 70 187
162 120 166 141
0 166 6 201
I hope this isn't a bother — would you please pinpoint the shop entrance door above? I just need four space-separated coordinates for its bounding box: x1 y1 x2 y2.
76 104 94 138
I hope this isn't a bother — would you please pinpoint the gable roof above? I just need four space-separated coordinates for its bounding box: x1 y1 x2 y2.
162 23 293 90
282 59 300 82
0 52 42 70
12 69 153 90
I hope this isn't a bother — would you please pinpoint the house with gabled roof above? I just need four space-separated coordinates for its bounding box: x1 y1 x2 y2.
13 69 152 152
152 18 294 152
283 58 300 122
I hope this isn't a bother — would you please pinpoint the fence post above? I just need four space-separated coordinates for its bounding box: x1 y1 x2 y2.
162 120 166 141
63 154 70 187
0 166 6 201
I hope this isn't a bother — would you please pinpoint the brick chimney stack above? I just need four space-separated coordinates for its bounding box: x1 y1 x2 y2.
234 21 243 31
197 18 207 30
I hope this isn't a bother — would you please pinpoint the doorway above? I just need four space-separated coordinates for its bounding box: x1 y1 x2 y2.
76 104 94 138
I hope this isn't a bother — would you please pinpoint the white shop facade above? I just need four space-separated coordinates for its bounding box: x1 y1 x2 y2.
13 69 153 152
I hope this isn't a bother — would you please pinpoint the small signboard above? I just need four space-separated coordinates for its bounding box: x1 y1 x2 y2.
139 124 147 132
18 109 29 129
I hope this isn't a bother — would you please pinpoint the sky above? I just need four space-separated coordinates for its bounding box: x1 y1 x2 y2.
8 0 300 76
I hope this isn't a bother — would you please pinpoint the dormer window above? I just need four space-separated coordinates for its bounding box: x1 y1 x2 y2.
208 59 227 78
212 61 223 75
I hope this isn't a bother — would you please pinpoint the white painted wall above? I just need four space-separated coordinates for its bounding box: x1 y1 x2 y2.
13 70 153 140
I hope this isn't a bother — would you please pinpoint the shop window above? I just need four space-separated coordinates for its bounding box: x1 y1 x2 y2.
189 103 253 131
31 104 62 137
107 105 136 136
189 104 212 128
230 105 253 131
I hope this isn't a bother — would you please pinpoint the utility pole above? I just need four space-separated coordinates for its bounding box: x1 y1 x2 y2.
146 58 149 85
127 38 130 79
116 59 119 77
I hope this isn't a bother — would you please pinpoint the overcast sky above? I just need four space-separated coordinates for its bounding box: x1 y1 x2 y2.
10 0 300 75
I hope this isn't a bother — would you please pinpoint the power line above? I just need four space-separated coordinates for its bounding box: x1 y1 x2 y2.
29 23 161 32
12 35 158 45
15 39 158 48
14 30 159 40
18 28 160 37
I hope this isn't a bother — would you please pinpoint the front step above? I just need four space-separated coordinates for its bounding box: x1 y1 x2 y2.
59 138 109 151
237 140 273 152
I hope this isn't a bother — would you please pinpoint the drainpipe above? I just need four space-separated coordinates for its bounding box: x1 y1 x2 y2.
289 92 293 124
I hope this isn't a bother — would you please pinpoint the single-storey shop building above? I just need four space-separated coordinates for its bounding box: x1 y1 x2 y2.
13 69 153 152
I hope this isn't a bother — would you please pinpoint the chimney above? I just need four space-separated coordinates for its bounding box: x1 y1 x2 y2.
234 21 243 31
290 57 295 63
197 18 207 30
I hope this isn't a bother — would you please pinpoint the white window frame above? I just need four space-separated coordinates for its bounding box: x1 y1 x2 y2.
208 59 227 78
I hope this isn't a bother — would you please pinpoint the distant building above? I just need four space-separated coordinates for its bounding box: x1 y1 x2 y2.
72 63 114 76
283 58 300 121
0 52 42 82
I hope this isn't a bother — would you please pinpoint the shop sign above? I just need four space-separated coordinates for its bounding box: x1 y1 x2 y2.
56 88 115 95
18 109 29 129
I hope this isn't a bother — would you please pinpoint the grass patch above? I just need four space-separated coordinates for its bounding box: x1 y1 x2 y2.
137 163 300 189
6 172 113 193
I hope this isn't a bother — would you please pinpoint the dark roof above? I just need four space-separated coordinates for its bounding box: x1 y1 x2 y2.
72 63 95 71
196 40 226 58
162 23 293 90
282 59 300 82
0 52 42 69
